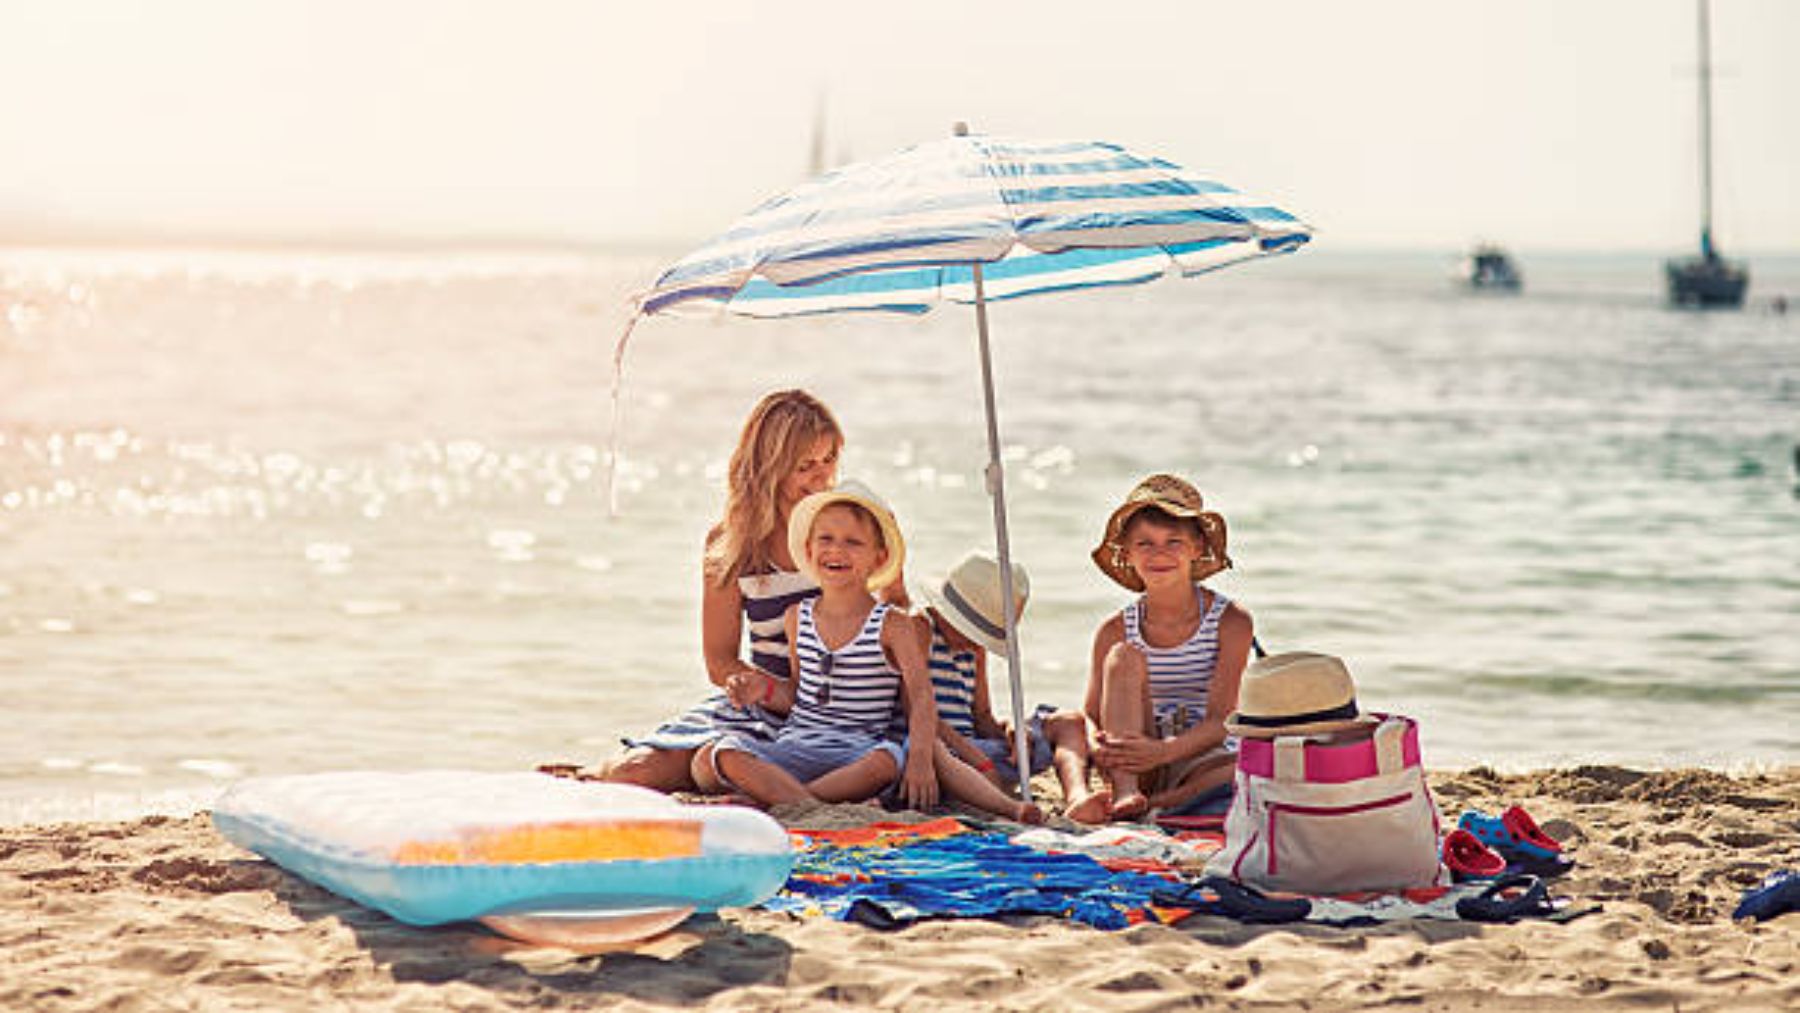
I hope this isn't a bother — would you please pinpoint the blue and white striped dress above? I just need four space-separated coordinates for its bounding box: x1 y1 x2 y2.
781 599 901 746
624 566 818 750
1123 585 1232 728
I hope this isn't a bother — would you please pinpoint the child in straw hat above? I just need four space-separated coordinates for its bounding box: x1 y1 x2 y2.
695 481 940 808
1069 473 1255 823
898 551 1098 824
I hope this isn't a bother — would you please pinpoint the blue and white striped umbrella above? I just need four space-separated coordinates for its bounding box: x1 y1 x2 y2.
631 134 1310 319
616 131 1310 804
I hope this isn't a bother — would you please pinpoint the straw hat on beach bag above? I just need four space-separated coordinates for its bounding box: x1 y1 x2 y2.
1207 653 1448 895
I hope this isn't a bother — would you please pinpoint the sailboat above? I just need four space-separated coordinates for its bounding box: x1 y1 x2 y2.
1666 0 1748 308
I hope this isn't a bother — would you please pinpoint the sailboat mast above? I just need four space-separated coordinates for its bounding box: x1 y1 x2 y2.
1697 0 1715 258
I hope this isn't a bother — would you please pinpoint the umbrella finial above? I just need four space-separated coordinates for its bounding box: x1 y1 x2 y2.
952 121 969 137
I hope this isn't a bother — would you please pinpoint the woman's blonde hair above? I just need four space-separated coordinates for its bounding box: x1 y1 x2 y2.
704 389 842 586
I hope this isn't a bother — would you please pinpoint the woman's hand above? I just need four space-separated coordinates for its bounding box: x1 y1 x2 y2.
1092 730 1170 774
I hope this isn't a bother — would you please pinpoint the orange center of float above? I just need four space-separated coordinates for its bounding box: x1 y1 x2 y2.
394 820 703 864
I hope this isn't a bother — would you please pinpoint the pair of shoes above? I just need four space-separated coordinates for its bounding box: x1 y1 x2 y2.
1733 869 1800 922
1454 874 1556 923
1442 828 1507 881
1458 806 1575 878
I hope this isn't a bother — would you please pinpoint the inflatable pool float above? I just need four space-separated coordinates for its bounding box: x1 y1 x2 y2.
212 771 793 945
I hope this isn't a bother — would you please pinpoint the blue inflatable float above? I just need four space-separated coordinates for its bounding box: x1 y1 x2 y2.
212 771 794 945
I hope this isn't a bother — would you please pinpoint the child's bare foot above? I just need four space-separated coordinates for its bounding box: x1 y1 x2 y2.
1013 802 1045 825
1064 787 1113 825
1109 792 1150 821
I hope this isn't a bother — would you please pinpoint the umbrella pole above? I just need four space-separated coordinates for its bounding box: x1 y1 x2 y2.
970 263 1033 805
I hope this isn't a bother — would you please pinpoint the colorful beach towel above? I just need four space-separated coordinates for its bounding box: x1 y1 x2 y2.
765 819 1192 930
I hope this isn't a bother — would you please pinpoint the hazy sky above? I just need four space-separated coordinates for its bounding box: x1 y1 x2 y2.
3 0 1795 252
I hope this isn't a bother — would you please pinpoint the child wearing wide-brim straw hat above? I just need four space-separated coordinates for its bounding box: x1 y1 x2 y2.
1068 473 1255 824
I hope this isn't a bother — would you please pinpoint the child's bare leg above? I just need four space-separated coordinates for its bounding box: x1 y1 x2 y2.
597 745 697 792
709 744 814 807
1043 710 1109 824
1145 753 1235 812
805 750 900 803
1098 643 1155 820
933 741 1042 824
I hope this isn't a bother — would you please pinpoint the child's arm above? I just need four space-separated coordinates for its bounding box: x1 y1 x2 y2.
1167 602 1253 760
723 604 799 713
701 563 750 691
909 622 999 780
966 651 1009 742
886 611 939 808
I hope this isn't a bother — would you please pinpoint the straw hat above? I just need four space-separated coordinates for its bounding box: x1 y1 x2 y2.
1090 473 1231 591
1225 651 1378 739
920 552 1030 656
787 479 906 592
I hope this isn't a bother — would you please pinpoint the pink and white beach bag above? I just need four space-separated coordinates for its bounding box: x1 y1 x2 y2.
1206 715 1449 895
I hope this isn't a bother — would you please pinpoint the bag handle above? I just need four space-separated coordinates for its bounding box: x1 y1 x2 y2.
1372 716 1408 774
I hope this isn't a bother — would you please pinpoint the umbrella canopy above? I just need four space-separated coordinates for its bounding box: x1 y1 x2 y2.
615 129 1312 804
633 134 1310 319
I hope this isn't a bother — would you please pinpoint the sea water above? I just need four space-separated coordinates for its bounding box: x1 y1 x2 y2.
2 247 1796 823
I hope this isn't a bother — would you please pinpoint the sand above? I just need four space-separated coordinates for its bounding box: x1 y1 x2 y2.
2 765 1795 1012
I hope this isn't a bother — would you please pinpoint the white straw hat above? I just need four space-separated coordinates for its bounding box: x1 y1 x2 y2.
919 551 1030 656
1225 651 1378 739
786 479 905 592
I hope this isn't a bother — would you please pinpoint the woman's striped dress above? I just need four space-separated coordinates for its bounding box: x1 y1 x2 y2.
623 566 818 750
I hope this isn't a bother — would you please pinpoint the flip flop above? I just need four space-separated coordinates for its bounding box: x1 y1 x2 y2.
1454 874 1555 923
1155 876 1311 925
1732 869 1800 923
1442 828 1507 881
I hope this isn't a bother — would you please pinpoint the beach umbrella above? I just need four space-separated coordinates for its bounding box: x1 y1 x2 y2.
613 125 1312 803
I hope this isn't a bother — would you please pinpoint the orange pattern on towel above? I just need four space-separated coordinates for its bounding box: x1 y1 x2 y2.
789 817 970 850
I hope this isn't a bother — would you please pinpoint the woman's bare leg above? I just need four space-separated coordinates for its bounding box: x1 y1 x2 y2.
595 745 698 792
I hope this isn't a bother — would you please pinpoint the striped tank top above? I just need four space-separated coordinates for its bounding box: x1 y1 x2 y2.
886 632 979 741
739 566 820 680
928 634 979 738
784 599 901 740
1122 585 1231 721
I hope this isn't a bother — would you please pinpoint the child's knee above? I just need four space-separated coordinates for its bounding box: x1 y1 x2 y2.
1102 642 1148 683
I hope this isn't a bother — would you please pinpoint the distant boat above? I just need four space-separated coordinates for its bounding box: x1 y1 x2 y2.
1666 0 1748 308
1455 244 1522 292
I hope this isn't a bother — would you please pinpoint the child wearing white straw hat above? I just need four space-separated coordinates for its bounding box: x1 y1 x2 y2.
1072 473 1255 823
695 480 941 808
904 551 1093 823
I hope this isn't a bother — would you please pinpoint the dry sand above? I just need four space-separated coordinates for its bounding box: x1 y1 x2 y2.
2 765 1795 1012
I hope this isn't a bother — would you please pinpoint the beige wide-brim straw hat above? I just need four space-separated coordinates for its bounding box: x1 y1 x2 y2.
787 479 906 592
1225 651 1380 739
919 551 1030 657
1090 473 1231 592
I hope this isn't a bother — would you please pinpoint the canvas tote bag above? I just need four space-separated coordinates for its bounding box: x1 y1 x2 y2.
1206 715 1448 895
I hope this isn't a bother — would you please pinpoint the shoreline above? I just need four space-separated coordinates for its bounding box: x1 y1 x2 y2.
3 764 1796 1011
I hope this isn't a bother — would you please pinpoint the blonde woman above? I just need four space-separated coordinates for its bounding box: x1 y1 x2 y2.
598 389 844 792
